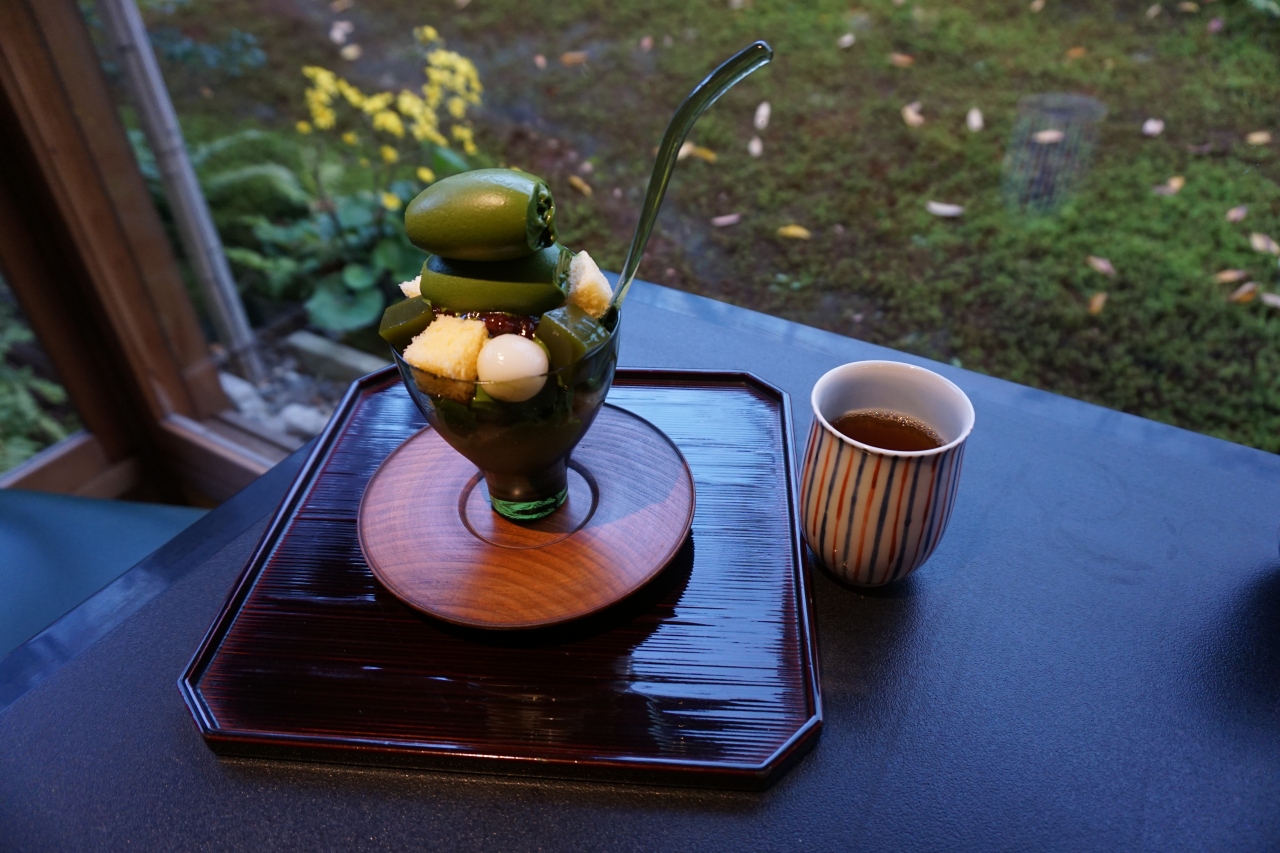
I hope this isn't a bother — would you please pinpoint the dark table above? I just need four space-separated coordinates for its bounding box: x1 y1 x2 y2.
2 282 1278 851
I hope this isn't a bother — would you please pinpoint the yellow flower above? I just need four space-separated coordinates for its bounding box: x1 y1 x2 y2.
372 109 405 138
414 25 439 44
416 166 436 183
313 107 336 130
381 192 402 211
302 66 338 94
342 131 358 145
361 92 394 115
447 96 466 120
296 120 313 134
336 78 366 109
380 145 399 163
451 124 477 155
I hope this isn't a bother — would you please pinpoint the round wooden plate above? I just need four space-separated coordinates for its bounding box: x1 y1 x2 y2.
357 405 695 630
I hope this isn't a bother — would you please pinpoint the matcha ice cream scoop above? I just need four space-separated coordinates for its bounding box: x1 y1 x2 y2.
404 168 556 262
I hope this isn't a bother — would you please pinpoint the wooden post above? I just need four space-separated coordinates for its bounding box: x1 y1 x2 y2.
95 0 265 383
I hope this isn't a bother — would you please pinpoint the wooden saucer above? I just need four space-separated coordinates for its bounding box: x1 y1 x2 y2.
357 405 695 630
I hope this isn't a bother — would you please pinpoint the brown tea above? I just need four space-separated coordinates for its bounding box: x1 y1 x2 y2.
831 409 943 452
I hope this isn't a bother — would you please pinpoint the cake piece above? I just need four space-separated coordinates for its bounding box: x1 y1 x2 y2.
399 274 422 298
566 251 612 319
403 314 489 401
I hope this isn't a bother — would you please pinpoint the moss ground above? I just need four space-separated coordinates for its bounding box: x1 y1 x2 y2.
155 0 1280 451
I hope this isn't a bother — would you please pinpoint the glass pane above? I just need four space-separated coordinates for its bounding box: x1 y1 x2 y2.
86 1 1280 451
0 273 81 474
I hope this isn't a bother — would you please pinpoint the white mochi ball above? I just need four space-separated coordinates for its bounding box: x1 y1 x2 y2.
476 334 549 402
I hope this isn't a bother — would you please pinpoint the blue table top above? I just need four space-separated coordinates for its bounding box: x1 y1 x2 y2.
2 282 1277 851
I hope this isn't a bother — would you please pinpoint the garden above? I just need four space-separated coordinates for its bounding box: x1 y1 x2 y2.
3 0 1279 472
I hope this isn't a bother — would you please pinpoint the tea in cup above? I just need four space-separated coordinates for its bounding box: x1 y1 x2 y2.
800 360 974 586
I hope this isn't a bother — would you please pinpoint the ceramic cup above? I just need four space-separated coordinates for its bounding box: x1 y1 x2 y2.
800 360 975 586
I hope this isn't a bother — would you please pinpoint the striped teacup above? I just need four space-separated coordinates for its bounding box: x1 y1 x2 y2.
801 361 975 586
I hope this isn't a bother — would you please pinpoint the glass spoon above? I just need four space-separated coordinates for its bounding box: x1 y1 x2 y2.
606 40 773 316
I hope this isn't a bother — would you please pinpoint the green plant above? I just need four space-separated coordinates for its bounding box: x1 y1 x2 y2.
0 293 75 472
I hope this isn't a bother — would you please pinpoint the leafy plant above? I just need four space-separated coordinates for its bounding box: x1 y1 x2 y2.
0 287 76 472
128 25 487 333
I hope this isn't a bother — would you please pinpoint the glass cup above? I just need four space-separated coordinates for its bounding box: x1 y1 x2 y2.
393 326 619 521
800 360 975 586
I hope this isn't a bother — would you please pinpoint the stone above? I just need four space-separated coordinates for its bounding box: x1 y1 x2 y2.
284 330 389 384
280 403 332 439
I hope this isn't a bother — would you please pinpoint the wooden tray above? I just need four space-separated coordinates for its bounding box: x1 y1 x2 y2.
358 407 696 630
180 369 822 790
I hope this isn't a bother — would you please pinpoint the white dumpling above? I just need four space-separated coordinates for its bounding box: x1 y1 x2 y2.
476 334 549 402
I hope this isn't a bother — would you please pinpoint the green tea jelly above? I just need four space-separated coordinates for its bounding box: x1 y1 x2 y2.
534 303 611 371
378 296 434 352
418 245 570 316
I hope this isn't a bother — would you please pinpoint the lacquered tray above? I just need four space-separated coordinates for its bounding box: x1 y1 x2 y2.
180 368 822 790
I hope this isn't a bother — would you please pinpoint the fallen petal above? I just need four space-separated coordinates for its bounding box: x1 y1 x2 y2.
567 175 593 196
1087 256 1117 276
1142 118 1165 137
1229 282 1258 303
966 107 984 132
1177 1 1198 11
1246 130 1273 146
1030 0 1046 11
328 20 354 44
1088 292 1108 315
1261 292 1280 309
926 201 965 217
837 32 856 49
1226 205 1248 223
711 213 742 227
533 54 547 70
889 53 915 68
748 136 763 158
1207 16 1223 32
902 101 925 127
640 35 654 51
330 0 353 10
1154 175 1186 196
1146 3 1162 17
560 51 588 66
688 144 717 163
777 224 812 240
1034 128 1065 144
455 0 471 7
1250 232 1280 255
339 44 362 61
1214 270 1248 284
677 141 694 161
1066 46 1087 59
754 101 771 131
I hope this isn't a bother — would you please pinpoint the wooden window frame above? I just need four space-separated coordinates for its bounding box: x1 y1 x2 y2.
0 0 289 502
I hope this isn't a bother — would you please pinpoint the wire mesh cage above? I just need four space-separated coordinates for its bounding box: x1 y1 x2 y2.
1002 94 1107 214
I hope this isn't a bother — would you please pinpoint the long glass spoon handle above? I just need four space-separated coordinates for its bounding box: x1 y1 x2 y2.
609 40 773 312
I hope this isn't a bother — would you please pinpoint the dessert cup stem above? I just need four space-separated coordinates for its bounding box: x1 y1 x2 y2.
609 40 773 313
483 460 569 521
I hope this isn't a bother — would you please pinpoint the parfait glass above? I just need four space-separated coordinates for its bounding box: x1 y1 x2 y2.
392 325 619 521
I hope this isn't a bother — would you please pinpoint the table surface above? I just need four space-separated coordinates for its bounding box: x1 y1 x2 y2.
2 282 1278 852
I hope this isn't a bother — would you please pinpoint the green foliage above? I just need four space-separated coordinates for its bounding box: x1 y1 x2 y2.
129 128 442 332
1247 0 1280 19
0 291 75 472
